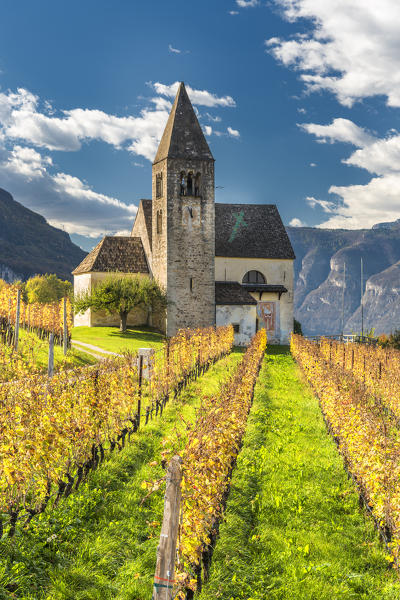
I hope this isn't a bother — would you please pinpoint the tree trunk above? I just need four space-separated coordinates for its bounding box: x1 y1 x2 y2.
120 311 128 332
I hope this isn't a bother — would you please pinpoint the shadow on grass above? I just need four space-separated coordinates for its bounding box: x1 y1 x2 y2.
266 344 290 356
107 326 165 344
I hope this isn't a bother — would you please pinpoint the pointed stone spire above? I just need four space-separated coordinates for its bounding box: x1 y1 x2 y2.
153 82 214 164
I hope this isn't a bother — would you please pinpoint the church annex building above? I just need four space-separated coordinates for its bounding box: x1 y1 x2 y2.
73 83 295 345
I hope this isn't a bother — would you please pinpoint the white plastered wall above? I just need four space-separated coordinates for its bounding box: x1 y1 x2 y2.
216 304 256 346
73 271 150 327
215 257 294 344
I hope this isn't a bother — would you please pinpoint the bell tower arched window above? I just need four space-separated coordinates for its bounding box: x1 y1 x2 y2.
187 172 193 196
242 270 266 284
179 172 186 196
194 172 201 196
179 171 201 197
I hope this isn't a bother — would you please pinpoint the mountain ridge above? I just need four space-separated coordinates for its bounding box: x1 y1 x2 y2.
0 187 87 282
287 221 400 335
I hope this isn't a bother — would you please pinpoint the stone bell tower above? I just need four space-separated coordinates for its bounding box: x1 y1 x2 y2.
151 82 215 337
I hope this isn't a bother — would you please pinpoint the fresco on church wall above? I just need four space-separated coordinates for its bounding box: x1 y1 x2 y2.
257 301 276 332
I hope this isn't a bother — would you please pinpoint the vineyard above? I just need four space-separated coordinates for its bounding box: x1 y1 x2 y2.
0 283 72 347
0 325 233 540
291 335 400 564
318 337 400 420
2 327 400 599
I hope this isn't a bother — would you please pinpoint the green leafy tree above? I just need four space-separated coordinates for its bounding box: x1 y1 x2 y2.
74 275 166 332
378 329 400 350
26 274 72 304
294 318 303 335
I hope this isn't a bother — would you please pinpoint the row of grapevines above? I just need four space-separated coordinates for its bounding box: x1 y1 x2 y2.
291 334 400 564
0 283 72 344
318 337 400 420
170 329 267 596
0 335 41 381
0 325 234 536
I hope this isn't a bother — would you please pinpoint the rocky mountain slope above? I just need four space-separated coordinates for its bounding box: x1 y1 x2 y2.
0 188 86 282
287 221 400 336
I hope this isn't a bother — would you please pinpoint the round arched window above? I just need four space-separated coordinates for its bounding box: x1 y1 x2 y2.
242 270 266 284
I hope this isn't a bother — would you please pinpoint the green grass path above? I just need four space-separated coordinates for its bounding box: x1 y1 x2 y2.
0 350 243 600
71 326 164 354
198 346 400 600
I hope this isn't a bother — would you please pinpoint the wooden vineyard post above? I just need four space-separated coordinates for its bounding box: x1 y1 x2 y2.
137 353 143 429
63 296 68 355
48 333 54 379
152 455 183 600
14 288 21 351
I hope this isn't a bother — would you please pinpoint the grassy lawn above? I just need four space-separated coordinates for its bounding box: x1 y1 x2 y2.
18 328 97 369
198 346 400 600
0 350 243 600
71 326 164 354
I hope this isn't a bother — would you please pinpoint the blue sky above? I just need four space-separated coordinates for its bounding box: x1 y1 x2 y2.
0 0 399 250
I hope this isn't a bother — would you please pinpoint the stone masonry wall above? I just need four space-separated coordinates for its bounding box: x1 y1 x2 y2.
152 157 216 337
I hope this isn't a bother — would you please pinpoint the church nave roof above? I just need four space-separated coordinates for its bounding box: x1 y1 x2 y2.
72 236 149 275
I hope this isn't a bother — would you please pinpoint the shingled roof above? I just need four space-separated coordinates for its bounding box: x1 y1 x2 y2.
72 236 149 275
215 204 295 260
215 281 257 305
153 82 214 164
131 200 295 260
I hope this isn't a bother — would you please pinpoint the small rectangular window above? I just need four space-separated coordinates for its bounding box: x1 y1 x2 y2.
156 173 163 198
190 277 193 292
157 210 162 234
233 323 240 333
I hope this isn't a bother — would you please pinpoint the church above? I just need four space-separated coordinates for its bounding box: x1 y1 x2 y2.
73 83 295 345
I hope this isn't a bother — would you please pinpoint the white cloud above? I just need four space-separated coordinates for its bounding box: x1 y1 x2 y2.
3 145 52 179
303 117 400 175
289 217 307 226
153 81 236 107
227 126 240 137
309 162 317 167
0 81 238 239
205 112 222 122
236 0 258 6
344 134 400 175
0 84 235 163
0 88 171 160
297 107 306 114
301 121 400 228
204 125 213 136
322 175 400 228
0 145 137 237
168 44 181 54
229 10 239 15
306 196 336 213
299 118 375 147
267 0 400 107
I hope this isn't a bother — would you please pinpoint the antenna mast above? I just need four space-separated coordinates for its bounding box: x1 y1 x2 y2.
360 257 364 339
341 262 346 338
